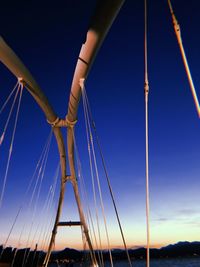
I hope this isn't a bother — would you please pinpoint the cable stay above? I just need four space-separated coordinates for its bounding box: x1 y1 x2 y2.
0 81 21 146
144 0 150 267
28 172 55 249
0 81 23 208
2 130 53 253
82 96 105 265
83 85 133 267
29 131 53 208
35 143 57 252
0 207 22 261
32 130 52 213
81 82 114 267
22 131 53 267
80 79 133 267
0 80 19 116
168 0 200 118
80 79 134 267
73 131 104 267
23 163 59 267
79 175 102 266
41 210 57 252
39 165 60 253
72 122 100 265
0 130 54 266
34 163 60 250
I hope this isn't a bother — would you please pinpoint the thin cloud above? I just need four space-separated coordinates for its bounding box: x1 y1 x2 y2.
178 208 198 216
154 217 169 222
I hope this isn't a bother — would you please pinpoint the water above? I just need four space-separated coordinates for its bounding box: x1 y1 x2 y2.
49 258 200 267
112 258 200 267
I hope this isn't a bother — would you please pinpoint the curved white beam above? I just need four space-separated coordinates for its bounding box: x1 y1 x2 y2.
66 0 125 123
66 0 125 222
66 0 125 196
0 37 67 265
0 36 57 124
66 1 125 263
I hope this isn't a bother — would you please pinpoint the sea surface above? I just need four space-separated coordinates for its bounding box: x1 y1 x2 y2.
49 258 200 267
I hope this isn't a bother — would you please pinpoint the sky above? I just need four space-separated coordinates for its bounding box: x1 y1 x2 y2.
1 0 200 251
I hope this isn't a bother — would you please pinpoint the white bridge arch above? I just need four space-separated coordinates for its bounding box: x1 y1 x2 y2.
0 1 125 266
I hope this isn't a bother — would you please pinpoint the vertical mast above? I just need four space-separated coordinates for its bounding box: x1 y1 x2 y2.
144 0 150 266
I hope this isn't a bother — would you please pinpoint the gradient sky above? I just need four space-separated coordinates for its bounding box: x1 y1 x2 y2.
1 0 200 251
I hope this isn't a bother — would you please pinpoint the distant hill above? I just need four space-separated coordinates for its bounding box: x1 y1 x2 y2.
1 241 200 264
158 241 200 258
48 241 200 261
51 248 83 261
113 241 200 260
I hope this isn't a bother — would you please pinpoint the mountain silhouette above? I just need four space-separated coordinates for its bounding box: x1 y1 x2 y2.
1 241 200 265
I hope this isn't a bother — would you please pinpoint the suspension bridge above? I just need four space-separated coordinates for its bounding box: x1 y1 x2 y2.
0 0 200 266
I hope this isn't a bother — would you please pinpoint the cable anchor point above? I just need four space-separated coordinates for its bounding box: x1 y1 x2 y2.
18 77 25 88
65 116 78 128
79 78 85 90
47 117 60 127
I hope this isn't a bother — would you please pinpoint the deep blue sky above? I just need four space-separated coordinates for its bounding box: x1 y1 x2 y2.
1 0 200 250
